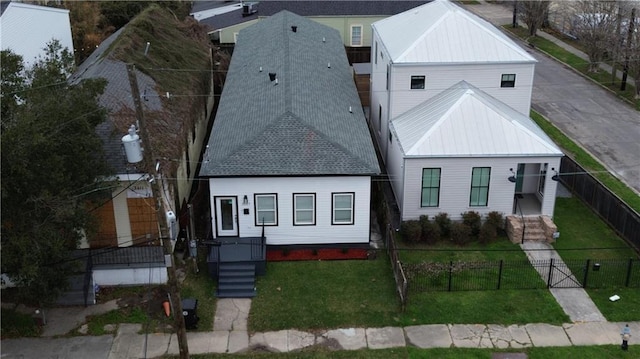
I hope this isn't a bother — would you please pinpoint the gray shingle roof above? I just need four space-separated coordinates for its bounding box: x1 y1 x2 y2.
199 10 380 177
69 28 164 175
196 1 430 32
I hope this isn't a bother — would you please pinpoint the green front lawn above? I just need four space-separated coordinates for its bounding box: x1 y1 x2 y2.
588 287 640 322
553 197 637 260
250 258 400 332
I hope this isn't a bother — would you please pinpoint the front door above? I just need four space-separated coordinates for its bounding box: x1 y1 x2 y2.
515 164 525 193
214 196 238 237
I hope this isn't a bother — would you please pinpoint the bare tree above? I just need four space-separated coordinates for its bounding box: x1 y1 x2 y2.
625 7 640 97
518 1 551 37
572 0 619 72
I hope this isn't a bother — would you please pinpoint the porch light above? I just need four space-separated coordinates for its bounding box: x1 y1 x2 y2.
508 168 517 183
551 168 560 181
243 195 249 205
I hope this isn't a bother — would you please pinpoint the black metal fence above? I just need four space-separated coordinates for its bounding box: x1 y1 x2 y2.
403 257 640 293
559 156 640 253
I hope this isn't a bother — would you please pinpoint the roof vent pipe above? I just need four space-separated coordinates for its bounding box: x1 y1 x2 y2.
291 25 297 32
327 62 331 68
269 72 276 81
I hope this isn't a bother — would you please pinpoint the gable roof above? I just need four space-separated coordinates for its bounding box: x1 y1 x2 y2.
390 81 563 157
199 10 380 177
194 1 430 33
372 0 536 64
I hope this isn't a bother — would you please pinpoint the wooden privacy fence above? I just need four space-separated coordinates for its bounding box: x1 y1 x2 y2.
559 156 640 253
403 257 639 293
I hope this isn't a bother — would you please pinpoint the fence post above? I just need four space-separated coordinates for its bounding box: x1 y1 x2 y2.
448 261 453 292
547 258 554 288
583 259 590 289
626 258 633 287
497 260 503 290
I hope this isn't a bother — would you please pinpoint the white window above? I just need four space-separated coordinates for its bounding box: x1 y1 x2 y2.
501 74 516 88
470 167 491 207
294 193 315 225
255 194 277 225
350 25 363 47
332 193 354 225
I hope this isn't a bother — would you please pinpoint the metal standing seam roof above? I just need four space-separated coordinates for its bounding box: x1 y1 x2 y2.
198 10 380 177
372 0 536 64
390 81 563 157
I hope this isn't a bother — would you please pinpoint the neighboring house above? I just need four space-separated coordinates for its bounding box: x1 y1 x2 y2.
67 6 214 288
0 0 74 68
370 0 563 228
199 10 380 247
192 0 428 60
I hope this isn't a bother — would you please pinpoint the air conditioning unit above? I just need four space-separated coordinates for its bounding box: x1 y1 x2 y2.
242 2 257 16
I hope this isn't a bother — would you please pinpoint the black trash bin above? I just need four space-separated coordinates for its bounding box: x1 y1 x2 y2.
182 298 199 330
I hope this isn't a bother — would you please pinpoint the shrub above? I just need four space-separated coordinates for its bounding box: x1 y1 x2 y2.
461 211 482 238
450 222 472 246
400 220 422 243
420 215 441 244
486 211 505 230
479 221 498 245
434 213 452 239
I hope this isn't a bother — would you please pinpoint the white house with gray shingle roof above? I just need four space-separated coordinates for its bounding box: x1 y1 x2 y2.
199 10 380 245
370 0 563 223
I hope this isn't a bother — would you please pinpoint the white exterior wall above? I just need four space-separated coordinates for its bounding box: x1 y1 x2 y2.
386 131 406 211
370 30 392 162
401 156 561 221
93 267 167 286
389 62 535 118
0 3 74 69
208 176 372 245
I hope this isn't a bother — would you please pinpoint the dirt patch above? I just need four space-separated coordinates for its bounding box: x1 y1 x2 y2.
98 286 173 327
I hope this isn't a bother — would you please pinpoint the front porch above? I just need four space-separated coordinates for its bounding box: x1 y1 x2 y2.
205 237 266 298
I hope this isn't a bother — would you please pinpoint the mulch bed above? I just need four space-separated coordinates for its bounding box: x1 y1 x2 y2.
266 248 369 261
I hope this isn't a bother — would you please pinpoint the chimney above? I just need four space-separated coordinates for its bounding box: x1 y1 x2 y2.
291 25 297 33
269 72 276 81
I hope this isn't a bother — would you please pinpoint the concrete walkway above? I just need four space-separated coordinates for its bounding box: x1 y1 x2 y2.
521 241 607 323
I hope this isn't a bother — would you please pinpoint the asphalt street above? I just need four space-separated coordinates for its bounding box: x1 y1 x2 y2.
530 49 640 193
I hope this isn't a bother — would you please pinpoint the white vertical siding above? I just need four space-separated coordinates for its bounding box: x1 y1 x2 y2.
0 3 74 69
113 183 133 247
388 62 534 118
208 176 372 245
401 156 560 221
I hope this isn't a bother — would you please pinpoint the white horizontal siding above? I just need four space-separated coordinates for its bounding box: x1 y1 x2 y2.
387 133 406 211
388 63 534 118
401 156 560 221
209 176 372 245
370 30 392 162
93 268 167 286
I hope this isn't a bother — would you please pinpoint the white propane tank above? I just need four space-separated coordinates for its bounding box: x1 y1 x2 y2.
122 125 143 163
166 211 178 240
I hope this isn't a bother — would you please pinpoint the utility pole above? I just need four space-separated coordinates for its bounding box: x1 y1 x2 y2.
512 1 518 28
126 63 190 359
621 7 636 91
